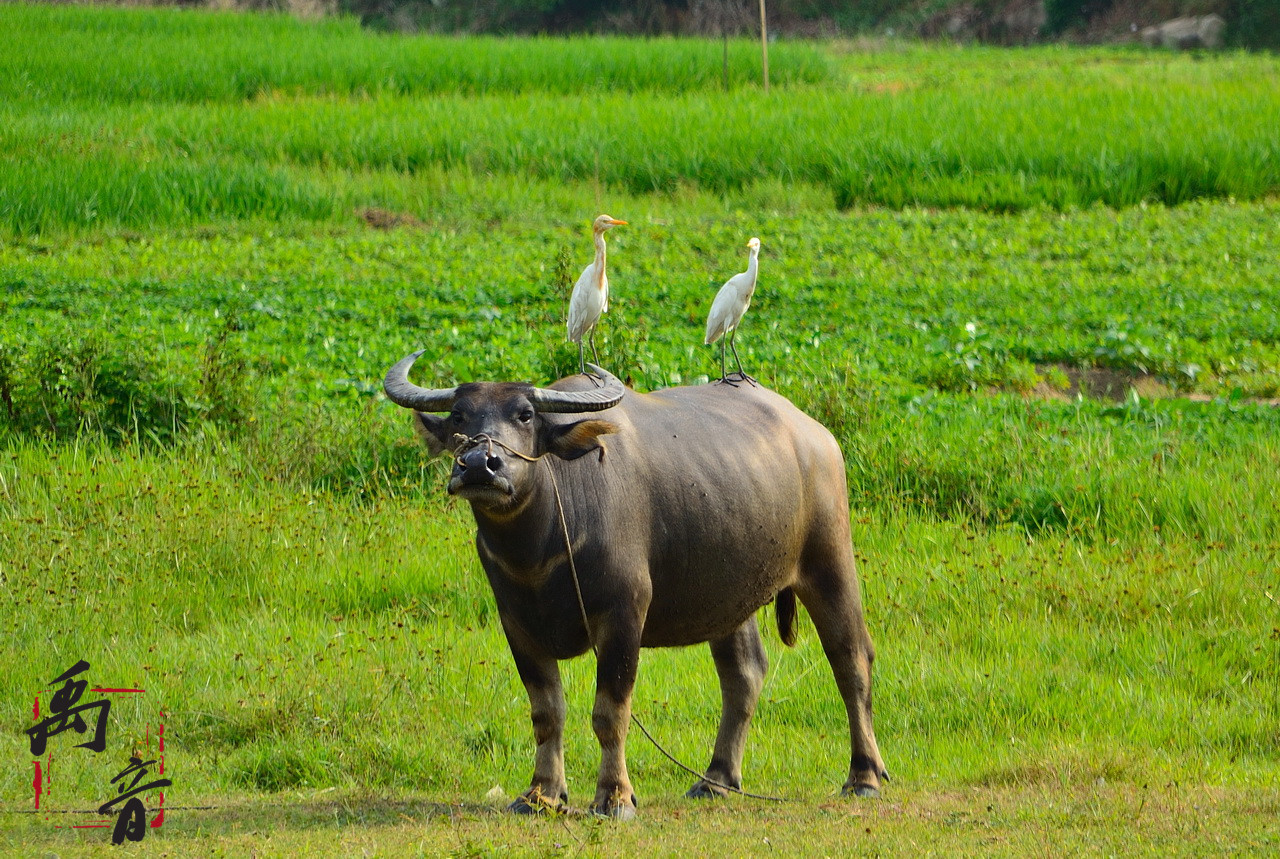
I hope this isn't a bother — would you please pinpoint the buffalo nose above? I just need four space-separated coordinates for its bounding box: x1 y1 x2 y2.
459 446 502 476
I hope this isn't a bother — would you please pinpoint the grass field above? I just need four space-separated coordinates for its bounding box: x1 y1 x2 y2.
3 4 1280 236
2 4 1279 854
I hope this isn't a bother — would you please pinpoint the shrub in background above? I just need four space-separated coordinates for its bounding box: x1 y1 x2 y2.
1043 0 1116 35
1228 0 1280 48
0 322 254 444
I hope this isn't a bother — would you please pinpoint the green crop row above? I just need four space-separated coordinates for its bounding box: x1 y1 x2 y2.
5 201 1277 390
4 201 1278 540
0 3 831 103
2 29 1278 234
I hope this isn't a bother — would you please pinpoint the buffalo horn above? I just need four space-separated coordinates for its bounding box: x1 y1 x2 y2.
384 354 624 414
383 350 458 412
529 364 625 413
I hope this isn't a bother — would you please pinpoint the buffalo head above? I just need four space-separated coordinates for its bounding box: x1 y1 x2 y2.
383 351 622 513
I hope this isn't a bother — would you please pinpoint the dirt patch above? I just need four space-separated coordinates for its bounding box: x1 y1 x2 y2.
1185 392 1280 406
868 80 911 95
357 207 422 230
1032 364 1280 406
1035 364 1167 402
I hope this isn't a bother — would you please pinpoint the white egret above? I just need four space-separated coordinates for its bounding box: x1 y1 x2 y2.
704 237 761 386
566 214 627 375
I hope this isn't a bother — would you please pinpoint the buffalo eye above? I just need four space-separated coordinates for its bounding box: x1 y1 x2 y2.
450 410 464 425
518 409 534 424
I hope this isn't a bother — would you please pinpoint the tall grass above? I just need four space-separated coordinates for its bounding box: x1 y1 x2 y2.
208 81 1278 206
0 3 832 103
1 437 1276 804
2 23 1278 234
832 392 1280 541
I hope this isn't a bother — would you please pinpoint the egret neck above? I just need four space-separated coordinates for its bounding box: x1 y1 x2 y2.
593 227 609 310
742 243 760 300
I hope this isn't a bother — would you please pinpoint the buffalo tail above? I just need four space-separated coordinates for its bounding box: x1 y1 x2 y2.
775 587 798 647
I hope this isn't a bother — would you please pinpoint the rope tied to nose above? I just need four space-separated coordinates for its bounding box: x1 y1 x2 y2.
452 432 545 465
449 432 791 804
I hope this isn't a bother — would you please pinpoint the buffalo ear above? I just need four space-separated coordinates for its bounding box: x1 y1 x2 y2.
413 412 453 457
543 419 618 462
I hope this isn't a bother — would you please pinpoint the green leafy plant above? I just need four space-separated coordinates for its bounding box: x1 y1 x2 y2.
920 322 1039 393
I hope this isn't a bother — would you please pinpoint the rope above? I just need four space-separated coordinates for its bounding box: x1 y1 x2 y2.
452 432 544 465
542 460 593 663
627 712 789 803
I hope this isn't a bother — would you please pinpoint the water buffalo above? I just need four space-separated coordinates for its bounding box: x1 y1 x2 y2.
384 352 888 818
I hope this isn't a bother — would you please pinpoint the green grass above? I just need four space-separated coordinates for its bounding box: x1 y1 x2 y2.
2 4 1280 236
2 7 1279 851
3 786 1276 856
4 201 1278 411
0 437 1277 851
0 4 833 102
2 211 1278 848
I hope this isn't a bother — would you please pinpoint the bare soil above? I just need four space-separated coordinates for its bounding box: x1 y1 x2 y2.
1033 364 1280 405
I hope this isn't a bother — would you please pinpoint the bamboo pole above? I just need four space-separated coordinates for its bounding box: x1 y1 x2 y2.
723 29 729 91
759 0 769 92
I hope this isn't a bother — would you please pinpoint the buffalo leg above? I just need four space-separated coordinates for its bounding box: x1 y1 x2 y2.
507 645 568 813
795 567 887 797
589 615 644 818
687 617 768 798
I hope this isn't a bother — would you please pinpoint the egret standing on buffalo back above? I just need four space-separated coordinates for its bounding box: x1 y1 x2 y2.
705 236 762 385
566 214 627 376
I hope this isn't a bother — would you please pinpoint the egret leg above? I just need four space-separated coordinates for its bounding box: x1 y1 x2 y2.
727 329 757 387
715 337 739 387
577 341 587 376
588 327 601 366
584 328 603 386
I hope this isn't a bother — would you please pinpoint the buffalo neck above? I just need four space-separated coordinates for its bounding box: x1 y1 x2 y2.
467 466 564 574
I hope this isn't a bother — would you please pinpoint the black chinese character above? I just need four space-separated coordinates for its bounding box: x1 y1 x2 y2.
100 756 172 846
110 796 146 845
98 756 172 816
26 660 111 756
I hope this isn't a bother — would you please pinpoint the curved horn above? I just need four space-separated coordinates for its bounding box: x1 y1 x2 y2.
383 350 458 412
530 364 625 413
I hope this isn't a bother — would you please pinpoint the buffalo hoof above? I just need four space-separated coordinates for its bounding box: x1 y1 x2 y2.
843 784 882 799
589 801 637 821
685 779 734 799
589 791 638 821
508 788 567 815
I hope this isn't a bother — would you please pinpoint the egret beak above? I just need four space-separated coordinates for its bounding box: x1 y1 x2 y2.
608 219 628 226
